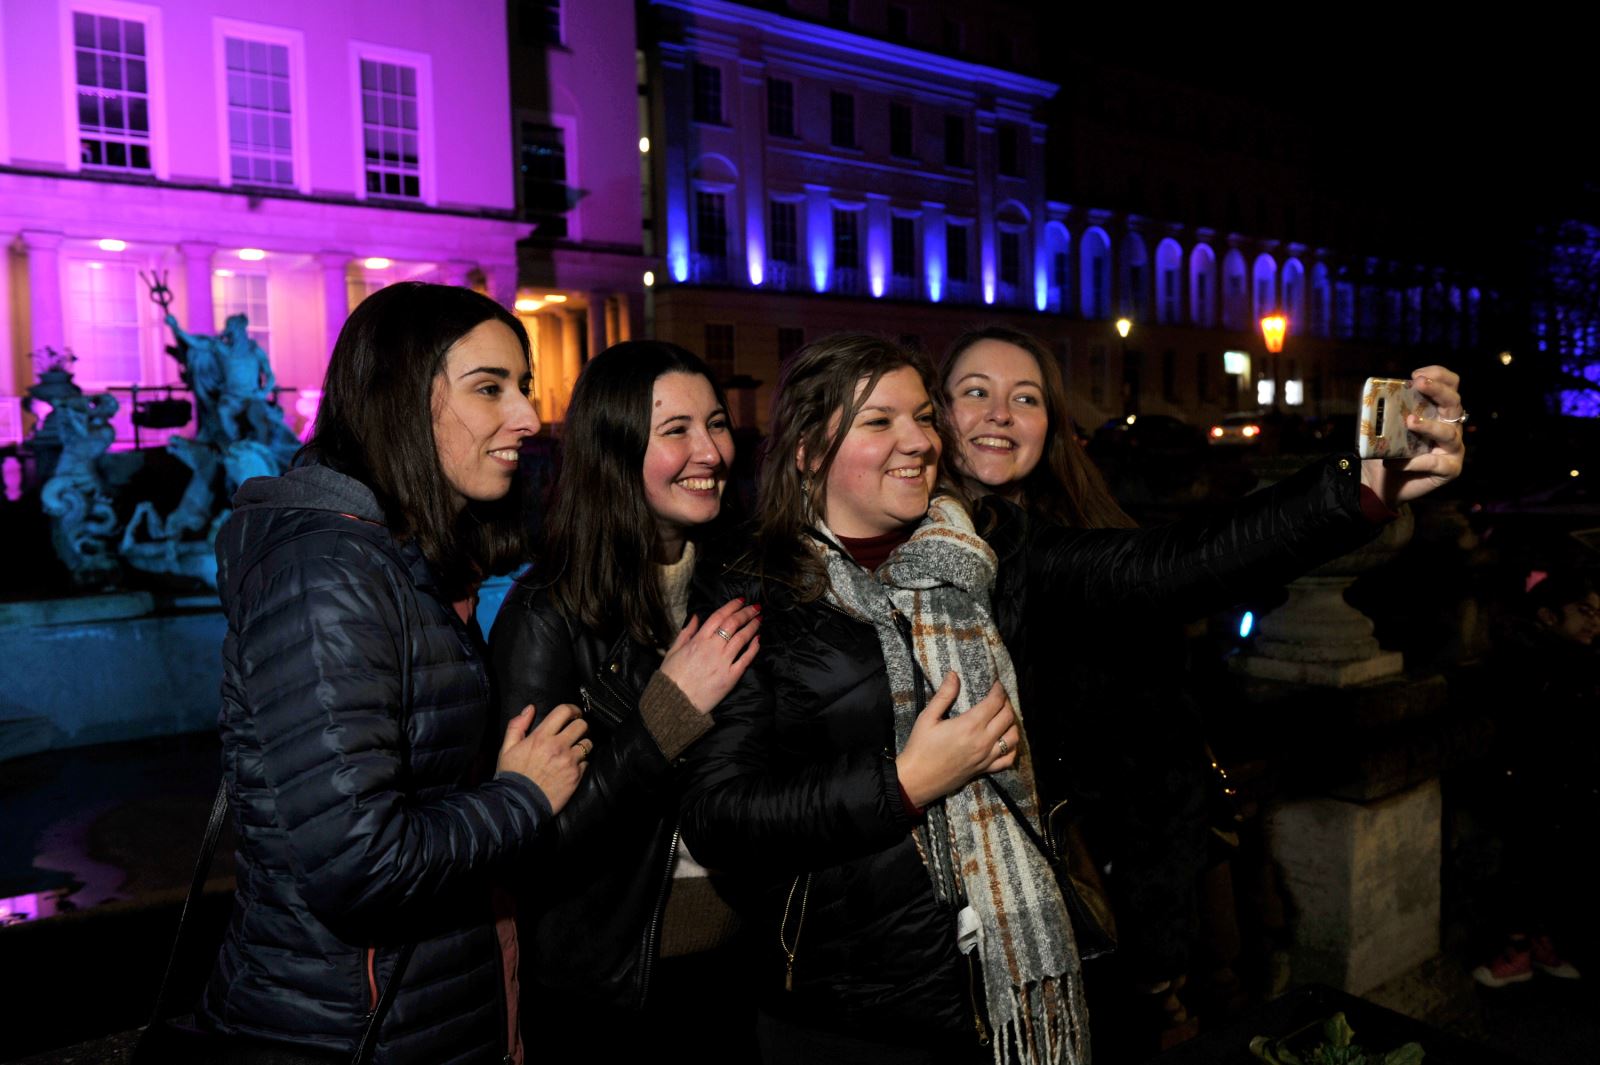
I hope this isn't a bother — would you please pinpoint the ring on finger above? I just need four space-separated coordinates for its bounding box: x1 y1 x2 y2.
714 628 733 641
997 737 1010 756
576 738 592 758
1437 409 1468 425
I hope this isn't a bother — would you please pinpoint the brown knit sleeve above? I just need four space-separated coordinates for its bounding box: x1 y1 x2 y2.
638 670 713 761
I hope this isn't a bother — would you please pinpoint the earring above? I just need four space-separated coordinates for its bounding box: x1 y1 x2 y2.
801 476 812 495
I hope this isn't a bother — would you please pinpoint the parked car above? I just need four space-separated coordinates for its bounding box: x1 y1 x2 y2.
1090 414 1206 458
1207 411 1265 446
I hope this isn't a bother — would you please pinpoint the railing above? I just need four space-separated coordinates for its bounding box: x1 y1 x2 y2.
766 260 805 292
690 252 731 284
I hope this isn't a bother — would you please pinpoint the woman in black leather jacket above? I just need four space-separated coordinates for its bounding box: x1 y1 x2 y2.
941 325 1466 1048
489 341 760 1059
680 333 1464 1064
193 283 589 1065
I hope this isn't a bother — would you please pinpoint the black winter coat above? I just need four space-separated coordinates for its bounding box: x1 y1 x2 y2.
488 573 701 1012
679 456 1378 1042
198 465 550 1065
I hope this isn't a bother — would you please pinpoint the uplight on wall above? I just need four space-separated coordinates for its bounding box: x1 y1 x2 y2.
514 298 544 313
238 248 266 262
363 257 392 270
97 238 127 252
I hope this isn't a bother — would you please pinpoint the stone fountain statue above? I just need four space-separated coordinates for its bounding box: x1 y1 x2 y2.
37 385 122 590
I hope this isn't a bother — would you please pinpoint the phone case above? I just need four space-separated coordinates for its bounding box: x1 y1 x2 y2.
1357 377 1436 459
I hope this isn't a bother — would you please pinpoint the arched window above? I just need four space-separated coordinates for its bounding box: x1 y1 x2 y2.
1189 244 1217 328
1155 238 1183 324
1121 232 1149 320
1280 258 1305 334
1310 263 1331 338
1221 248 1248 329
1252 253 1277 321
1080 227 1111 319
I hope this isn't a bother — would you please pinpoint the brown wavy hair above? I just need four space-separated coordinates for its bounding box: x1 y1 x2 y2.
942 325 1135 530
754 332 963 600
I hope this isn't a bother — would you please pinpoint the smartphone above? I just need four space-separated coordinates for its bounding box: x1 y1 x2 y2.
1357 377 1437 459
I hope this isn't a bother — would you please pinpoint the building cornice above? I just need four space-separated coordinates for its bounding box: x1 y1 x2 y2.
650 0 1059 100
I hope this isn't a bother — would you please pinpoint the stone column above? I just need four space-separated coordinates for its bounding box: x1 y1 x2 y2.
561 309 582 402
318 253 351 361
177 242 217 335
441 259 475 288
1268 780 1442 995
587 289 609 357
613 291 634 343
483 263 518 309
804 184 832 293
865 192 890 298
0 239 15 397
20 230 66 359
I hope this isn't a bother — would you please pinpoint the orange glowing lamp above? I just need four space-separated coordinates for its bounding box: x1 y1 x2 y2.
1260 313 1288 354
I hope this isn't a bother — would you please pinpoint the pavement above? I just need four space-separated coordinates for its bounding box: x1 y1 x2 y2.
2 734 1596 1064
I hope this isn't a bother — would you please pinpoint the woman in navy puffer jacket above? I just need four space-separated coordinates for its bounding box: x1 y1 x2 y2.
195 283 589 1064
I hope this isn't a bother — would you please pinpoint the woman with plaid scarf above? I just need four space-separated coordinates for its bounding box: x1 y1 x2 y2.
679 334 1463 1064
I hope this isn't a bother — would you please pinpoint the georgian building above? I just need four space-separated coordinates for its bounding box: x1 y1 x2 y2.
0 0 526 448
639 1 1497 431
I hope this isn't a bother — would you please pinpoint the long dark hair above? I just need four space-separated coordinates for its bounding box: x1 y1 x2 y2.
942 325 1136 530
301 281 531 592
755 332 962 600
544 340 732 645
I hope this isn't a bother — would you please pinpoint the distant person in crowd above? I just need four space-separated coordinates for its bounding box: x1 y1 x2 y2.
194 282 588 1063
679 334 1464 1064
1472 569 1597 988
490 341 760 1060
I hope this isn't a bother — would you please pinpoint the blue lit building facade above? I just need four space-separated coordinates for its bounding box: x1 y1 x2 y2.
640 1 1500 432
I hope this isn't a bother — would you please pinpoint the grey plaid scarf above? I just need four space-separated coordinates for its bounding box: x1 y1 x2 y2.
812 495 1089 1065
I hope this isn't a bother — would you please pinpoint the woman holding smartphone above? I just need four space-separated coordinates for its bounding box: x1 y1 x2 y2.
680 333 1463 1064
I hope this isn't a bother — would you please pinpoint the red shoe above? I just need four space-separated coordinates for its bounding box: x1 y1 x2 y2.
1473 942 1534 988
1530 935 1581 980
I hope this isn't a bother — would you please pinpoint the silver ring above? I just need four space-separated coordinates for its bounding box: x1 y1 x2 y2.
1438 410 1469 424
714 628 733 641
997 737 1010 756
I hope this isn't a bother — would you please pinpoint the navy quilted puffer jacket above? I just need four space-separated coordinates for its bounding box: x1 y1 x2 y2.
197 464 550 1065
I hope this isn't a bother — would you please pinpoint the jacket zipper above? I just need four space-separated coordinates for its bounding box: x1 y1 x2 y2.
965 952 992 1046
638 824 681 1001
779 872 812 991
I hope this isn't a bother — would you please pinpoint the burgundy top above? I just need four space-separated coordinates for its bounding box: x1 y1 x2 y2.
835 527 915 572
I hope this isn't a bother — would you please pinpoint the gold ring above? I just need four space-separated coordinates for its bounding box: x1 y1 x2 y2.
577 738 592 758
714 628 733 641
997 737 1010 756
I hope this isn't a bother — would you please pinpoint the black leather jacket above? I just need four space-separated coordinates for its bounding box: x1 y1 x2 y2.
680 456 1378 1041
489 561 719 1012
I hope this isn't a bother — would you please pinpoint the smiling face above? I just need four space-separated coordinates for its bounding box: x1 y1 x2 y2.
642 372 734 555
431 320 540 509
814 365 941 538
944 339 1049 496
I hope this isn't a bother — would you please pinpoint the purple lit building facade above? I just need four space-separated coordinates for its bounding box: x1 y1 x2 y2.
0 0 525 446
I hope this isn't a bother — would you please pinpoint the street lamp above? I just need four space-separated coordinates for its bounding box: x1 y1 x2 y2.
1260 312 1287 414
1114 318 1133 413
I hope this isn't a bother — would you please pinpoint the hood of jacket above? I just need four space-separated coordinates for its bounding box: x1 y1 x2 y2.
231 463 386 523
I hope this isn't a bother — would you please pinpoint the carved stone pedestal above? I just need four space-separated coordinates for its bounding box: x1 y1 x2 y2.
1267 779 1442 995
1234 504 1414 688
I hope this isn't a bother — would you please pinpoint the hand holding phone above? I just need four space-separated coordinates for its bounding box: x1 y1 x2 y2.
1357 376 1438 459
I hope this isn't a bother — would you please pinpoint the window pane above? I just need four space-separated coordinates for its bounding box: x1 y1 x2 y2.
74 13 95 48
126 58 146 93
100 53 122 91
128 97 148 133
76 50 98 88
124 20 144 56
226 37 247 69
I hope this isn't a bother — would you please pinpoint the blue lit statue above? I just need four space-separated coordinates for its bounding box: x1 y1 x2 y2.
39 392 122 589
163 311 300 464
